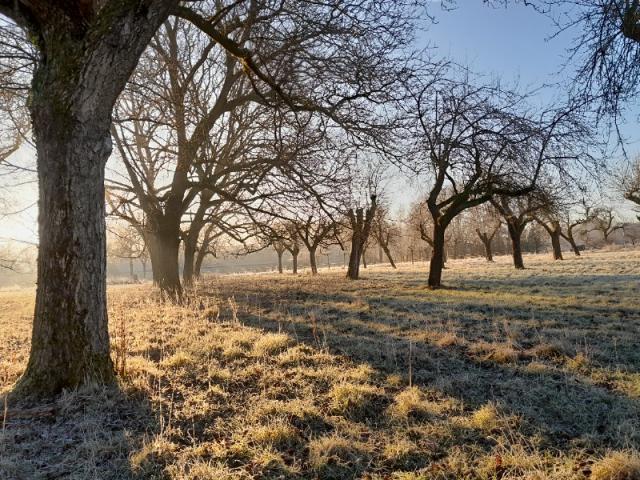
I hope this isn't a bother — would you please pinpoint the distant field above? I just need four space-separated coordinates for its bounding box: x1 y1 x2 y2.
1 250 640 479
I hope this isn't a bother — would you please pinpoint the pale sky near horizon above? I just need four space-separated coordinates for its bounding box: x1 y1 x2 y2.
1 1 639 246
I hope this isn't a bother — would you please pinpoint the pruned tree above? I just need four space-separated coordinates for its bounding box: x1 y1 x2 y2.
400 69 586 287
590 206 622 243
491 191 550 269
295 213 339 275
372 204 400 268
558 197 594 255
533 213 564 260
473 204 502 262
346 195 377 280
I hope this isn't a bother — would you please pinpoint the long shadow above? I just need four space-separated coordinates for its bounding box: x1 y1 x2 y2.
0 384 159 480
201 279 640 451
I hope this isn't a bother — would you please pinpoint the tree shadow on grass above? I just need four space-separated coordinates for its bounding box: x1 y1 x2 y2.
202 278 640 453
0 384 158 480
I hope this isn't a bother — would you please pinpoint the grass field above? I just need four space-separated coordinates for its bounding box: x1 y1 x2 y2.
1 250 640 479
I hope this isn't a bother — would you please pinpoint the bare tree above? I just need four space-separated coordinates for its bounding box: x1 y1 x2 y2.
108 224 147 281
295 212 339 275
590 206 622 243
491 192 550 269
0 0 428 398
473 205 502 262
372 204 400 268
558 198 594 256
346 195 377 279
400 70 583 287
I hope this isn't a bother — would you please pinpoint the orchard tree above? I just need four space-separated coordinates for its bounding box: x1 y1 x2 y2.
558 197 594 255
400 70 585 287
345 195 377 280
491 191 550 269
473 204 502 261
0 0 425 398
590 206 622 243
372 204 400 268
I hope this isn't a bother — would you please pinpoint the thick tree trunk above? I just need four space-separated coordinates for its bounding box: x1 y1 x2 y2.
277 251 283 274
507 221 525 270
347 246 361 280
12 0 174 399
428 223 447 288
147 228 182 301
381 244 396 268
483 238 493 261
292 252 298 274
18 91 115 397
309 247 318 275
550 231 563 260
183 237 197 287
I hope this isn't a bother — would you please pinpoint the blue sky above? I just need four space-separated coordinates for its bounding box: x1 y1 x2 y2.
424 2 567 88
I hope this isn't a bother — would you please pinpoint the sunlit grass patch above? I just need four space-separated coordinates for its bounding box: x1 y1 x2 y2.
590 451 640 480
252 332 293 356
328 382 386 421
308 435 370 479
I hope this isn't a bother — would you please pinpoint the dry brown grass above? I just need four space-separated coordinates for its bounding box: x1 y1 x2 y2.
1 249 639 479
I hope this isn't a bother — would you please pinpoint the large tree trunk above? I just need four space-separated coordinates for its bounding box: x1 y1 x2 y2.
12 0 176 399
507 221 525 270
428 223 447 288
20 106 115 397
277 250 284 273
147 227 182 301
183 236 197 287
309 247 318 275
550 230 563 260
291 252 298 274
347 243 361 279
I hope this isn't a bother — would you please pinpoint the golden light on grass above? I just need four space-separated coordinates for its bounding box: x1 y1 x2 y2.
591 451 640 480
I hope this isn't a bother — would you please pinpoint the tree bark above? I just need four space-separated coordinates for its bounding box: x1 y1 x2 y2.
10 0 197 398
183 236 197 287
309 247 318 275
477 230 494 262
277 250 284 273
562 231 581 256
20 101 115 396
506 221 525 270
550 230 563 260
428 223 447 288
381 244 396 268
292 251 298 274
147 228 182 301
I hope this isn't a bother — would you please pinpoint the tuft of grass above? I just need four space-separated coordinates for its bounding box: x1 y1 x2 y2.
253 333 292 356
328 382 384 421
387 386 435 421
249 419 300 449
591 451 640 480
308 435 369 479
470 403 502 432
436 332 463 348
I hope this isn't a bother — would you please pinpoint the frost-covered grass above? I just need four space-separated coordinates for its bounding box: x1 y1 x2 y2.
1 249 639 479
